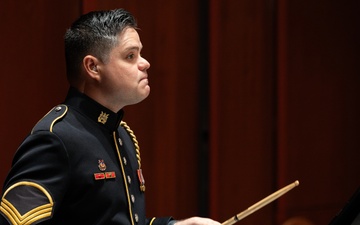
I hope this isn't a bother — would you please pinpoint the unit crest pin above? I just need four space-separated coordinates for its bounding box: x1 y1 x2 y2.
98 111 109 124
98 159 106 171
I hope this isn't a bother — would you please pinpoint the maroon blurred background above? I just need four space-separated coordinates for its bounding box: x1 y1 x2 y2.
1 1 359 224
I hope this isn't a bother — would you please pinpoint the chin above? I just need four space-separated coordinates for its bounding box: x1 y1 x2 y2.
135 93 150 104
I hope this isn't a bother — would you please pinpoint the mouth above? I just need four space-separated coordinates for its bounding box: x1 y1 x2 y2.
140 75 148 82
140 76 149 85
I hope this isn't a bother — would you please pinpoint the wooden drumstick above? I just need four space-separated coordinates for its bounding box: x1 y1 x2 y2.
222 180 300 225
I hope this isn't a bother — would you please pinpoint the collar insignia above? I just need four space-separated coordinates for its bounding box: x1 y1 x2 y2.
98 111 109 124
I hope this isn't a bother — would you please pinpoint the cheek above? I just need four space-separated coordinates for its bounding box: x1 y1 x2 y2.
103 65 125 82
101 63 138 88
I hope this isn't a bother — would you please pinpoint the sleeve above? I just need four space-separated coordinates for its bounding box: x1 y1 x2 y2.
0 131 70 225
146 217 176 225
0 213 9 224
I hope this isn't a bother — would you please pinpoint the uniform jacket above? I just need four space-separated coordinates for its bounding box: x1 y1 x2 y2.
0 87 173 225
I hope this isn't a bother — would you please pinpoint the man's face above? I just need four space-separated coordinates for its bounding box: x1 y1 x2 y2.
97 27 151 111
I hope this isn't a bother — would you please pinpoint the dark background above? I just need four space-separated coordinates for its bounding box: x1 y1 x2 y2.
0 1 359 225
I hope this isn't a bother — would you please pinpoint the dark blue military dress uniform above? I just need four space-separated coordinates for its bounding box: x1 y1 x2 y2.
0 87 173 225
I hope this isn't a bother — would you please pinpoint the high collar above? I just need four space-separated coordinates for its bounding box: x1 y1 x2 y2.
64 87 124 132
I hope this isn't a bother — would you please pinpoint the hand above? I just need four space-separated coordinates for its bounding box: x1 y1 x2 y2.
174 217 221 225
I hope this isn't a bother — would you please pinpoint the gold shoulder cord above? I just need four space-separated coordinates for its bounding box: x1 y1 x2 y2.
120 121 146 192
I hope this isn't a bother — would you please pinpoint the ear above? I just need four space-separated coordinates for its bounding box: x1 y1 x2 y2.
83 55 100 80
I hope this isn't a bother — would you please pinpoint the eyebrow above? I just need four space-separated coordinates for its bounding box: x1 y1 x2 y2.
123 45 143 52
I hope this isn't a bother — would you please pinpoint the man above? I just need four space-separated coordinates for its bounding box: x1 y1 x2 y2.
0 9 220 225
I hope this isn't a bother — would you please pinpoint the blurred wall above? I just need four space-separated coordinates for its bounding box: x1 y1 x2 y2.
0 1 359 225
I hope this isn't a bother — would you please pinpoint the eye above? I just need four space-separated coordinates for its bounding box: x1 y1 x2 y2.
126 53 135 60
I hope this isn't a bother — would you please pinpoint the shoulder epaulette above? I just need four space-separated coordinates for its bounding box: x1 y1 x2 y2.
31 104 68 134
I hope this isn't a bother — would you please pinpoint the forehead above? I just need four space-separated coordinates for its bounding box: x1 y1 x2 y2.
117 27 142 49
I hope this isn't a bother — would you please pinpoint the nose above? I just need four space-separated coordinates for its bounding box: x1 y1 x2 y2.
139 56 150 71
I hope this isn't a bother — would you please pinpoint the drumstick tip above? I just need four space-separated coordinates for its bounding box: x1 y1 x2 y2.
294 180 300 186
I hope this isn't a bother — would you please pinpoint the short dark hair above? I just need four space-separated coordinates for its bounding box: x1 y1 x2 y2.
64 8 137 83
